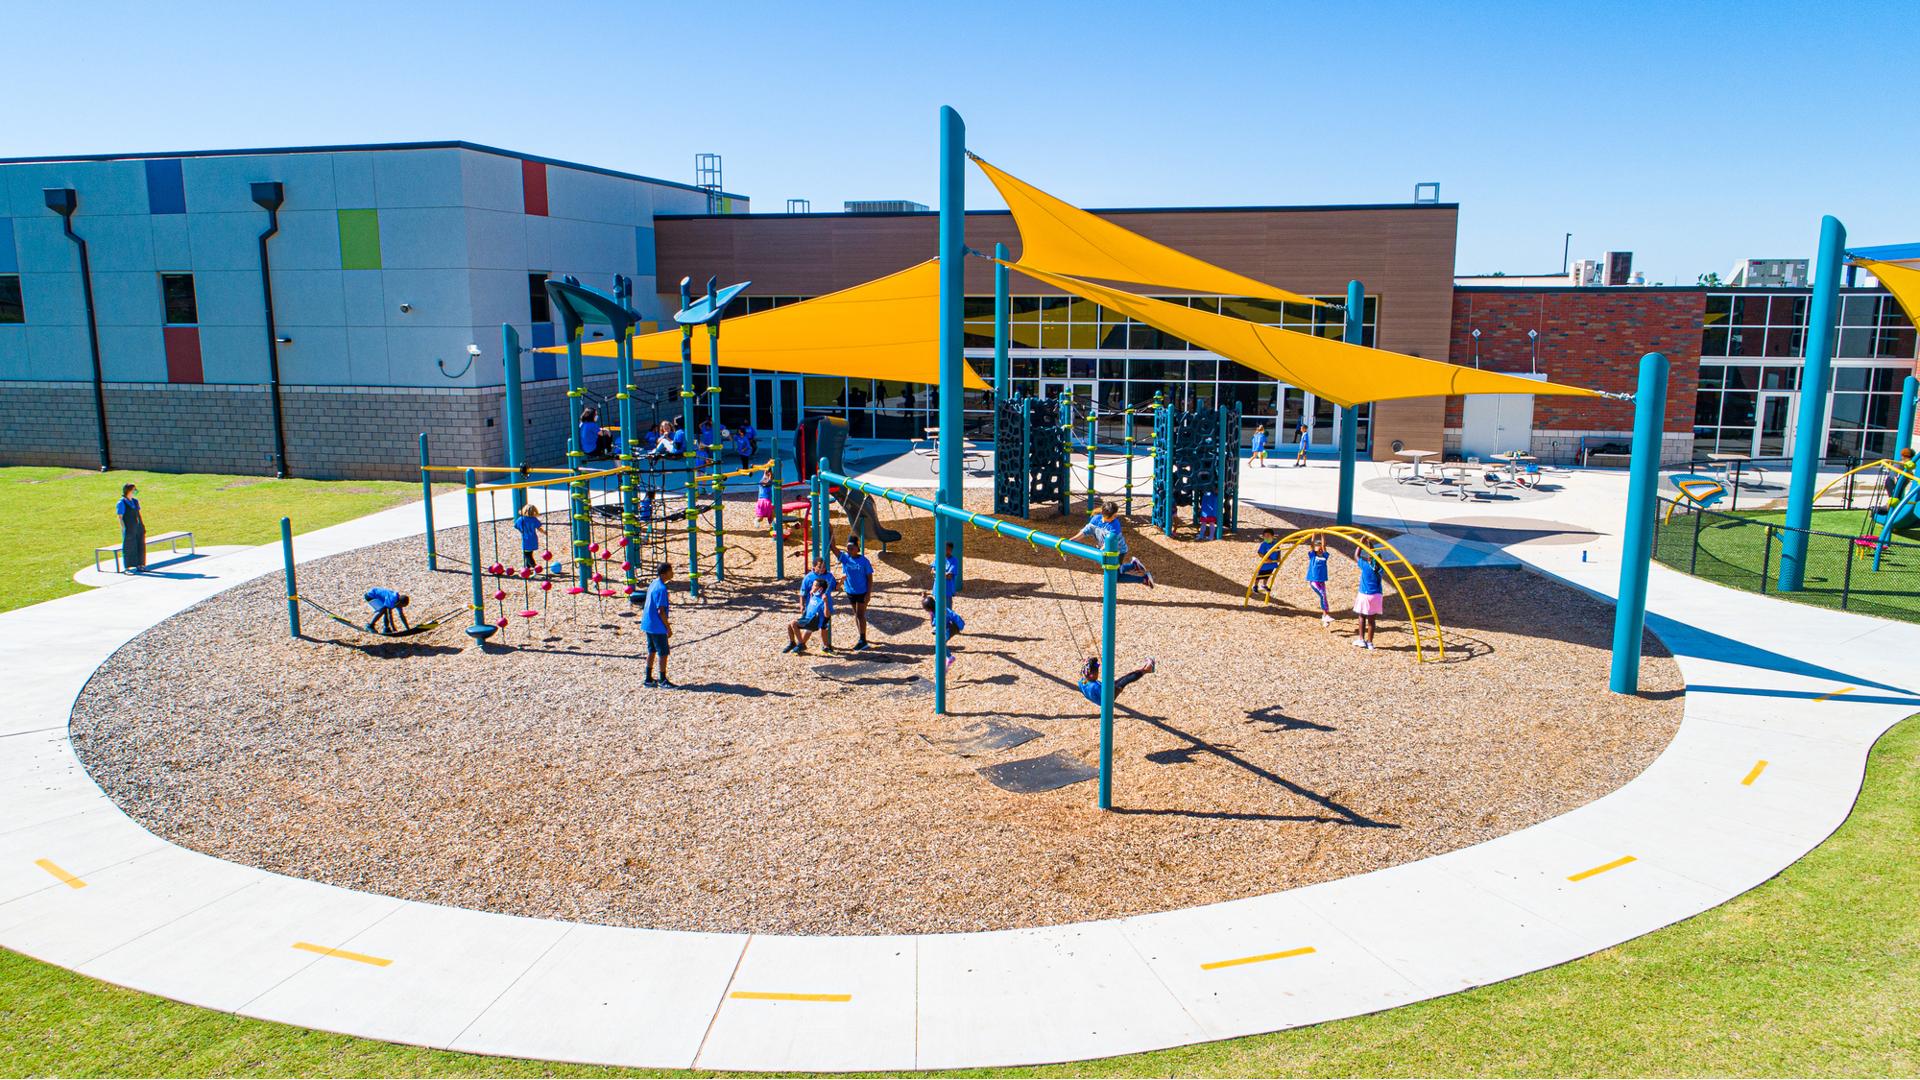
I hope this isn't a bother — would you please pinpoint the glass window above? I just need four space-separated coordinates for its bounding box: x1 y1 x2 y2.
1729 326 1766 357
963 296 992 319
1099 320 1129 349
1720 392 1757 428
1698 364 1726 389
1041 357 1069 378
963 322 993 349
1764 326 1803 357
1039 323 1070 349
1128 357 1183 382
1722 365 1759 390
1694 392 1719 428
1702 294 1732 326
1067 322 1100 350
1836 326 1874 357
1865 392 1898 430
1832 367 1870 391
1732 295 1770 324
1768 295 1806 326
1761 366 1798 390
1874 323 1916 358
1009 296 1040 320
1829 392 1867 427
1038 295 1069 323
1282 301 1316 326
1010 357 1037 379
1187 358 1218 381
1098 357 1125 381
1221 297 1283 324
0 276 21 324
1841 295 1881 326
160 273 197 324
1068 357 1096 379
1215 381 1276 417
1185 296 1220 315
1701 326 1730 356
803 376 845 410
1063 297 1099 324
528 273 551 322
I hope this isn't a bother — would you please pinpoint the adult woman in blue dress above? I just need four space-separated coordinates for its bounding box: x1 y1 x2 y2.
115 482 146 572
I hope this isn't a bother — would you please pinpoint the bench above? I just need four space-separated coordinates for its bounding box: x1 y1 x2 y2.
96 530 194 573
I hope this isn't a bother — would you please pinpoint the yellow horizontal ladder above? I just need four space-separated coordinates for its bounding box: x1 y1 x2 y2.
1244 525 1445 663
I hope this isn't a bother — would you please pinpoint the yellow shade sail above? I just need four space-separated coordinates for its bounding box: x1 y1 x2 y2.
1860 259 1920 328
540 260 990 391
1010 263 1601 409
970 154 1325 307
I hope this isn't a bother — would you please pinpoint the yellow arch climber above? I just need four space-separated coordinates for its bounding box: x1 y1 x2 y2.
1810 457 1920 506
1244 526 1445 663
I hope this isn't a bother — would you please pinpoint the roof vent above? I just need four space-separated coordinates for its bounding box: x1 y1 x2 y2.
844 199 929 214
1414 182 1440 204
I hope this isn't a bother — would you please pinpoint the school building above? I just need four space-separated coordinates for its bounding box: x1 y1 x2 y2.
1 140 1914 479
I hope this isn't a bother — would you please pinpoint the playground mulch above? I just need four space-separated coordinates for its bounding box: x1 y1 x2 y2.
71 491 1682 936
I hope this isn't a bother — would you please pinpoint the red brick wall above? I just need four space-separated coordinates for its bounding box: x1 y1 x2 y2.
1448 288 1703 433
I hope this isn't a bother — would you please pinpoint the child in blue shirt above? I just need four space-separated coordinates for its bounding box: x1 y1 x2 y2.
641 562 675 687
363 588 410 634
1197 489 1220 541
920 592 963 668
1294 421 1310 467
733 428 755 470
1250 528 1283 597
1305 532 1334 627
755 466 776 527
1249 423 1268 468
941 542 959 600
1078 655 1156 706
1352 546 1385 650
789 557 838 652
787 578 831 655
1070 502 1155 587
834 537 876 650
514 503 543 569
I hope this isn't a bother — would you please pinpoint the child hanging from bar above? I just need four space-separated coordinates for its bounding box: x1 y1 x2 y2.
1078 655 1155 705
921 591 963 669
1305 531 1334 627
514 503 544 570
1351 545 1384 650
1070 501 1155 587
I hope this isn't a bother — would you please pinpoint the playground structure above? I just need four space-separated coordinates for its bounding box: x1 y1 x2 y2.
1809 457 1920 571
1244 526 1446 663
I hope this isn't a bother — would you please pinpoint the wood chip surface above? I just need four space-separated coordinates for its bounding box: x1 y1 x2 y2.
70 493 1681 935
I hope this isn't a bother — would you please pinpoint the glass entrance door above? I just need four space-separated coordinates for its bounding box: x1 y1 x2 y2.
1755 391 1795 458
1041 379 1097 423
753 375 801 436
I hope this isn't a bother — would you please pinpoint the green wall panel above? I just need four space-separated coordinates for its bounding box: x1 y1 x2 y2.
337 208 382 270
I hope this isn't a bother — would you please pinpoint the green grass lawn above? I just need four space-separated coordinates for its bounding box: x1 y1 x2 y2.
1660 506 1920 623
0 467 430 611
2 471 1917 1075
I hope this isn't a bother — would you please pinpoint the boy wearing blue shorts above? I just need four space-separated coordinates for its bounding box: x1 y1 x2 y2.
793 556 838 652
1251 527 1283 596
920 592 964 668
642 562 674 687
363 588 410 634
834 537 876 650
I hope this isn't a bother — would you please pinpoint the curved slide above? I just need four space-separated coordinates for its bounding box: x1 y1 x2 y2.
798 415 902 546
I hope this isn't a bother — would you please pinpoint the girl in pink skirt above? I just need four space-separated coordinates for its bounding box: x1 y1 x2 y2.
755 465 776 525
1351 546 1385 651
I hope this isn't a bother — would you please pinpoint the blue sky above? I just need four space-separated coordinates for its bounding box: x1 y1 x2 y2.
6 1 1914 282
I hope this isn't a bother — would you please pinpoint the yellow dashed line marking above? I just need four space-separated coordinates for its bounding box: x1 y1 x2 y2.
1741 760 1768 786
729 991 852 1003
1201 946 1317 970
292 941 392 967
1568 855 1636 882
1812 686 1855 702
34 859 85 889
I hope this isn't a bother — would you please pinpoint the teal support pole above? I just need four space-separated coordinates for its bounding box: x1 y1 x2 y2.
463 468 498 645
280 516 300 638
616 325 638 600
565 328 590 591
1781 215 1846 592
816 468 1105 562
993 241 1010 449
418 432 436 571
706 276 727 583
1337 279 1363 526
811 464 827 566
936 104 966 630
1123 409 1136 517
1610 352 1668 695
1097 527 1119 809
679 278 701 598
1897 375 1918 460
501 323 526 472
1085 408 1098 508
772 380 786 579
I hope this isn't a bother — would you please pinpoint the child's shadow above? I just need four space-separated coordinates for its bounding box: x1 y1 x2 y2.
1244 706 1335 733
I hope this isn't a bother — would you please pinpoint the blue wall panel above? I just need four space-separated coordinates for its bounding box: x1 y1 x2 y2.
182 153 339 214
341 269 385 326
370 149 463 209
273 325 349 385
330 153 376 208
97 325 167 382
346 325 389 386
464 208 527 271
458 150 522 214
149 214 191 268
0 326 30 379
193 324 265 384
73 215 156 273
24 325 92 380
5 161 148 220
89 271 159 327
377 206 467 270
0 218 16 273
270 269 346 327
530 322 555 349
17 272 86 327
192 269 267 328
144 159 186 214
375 269 472 327
184 212 262 273
267 209 342 272
634 226 656 276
